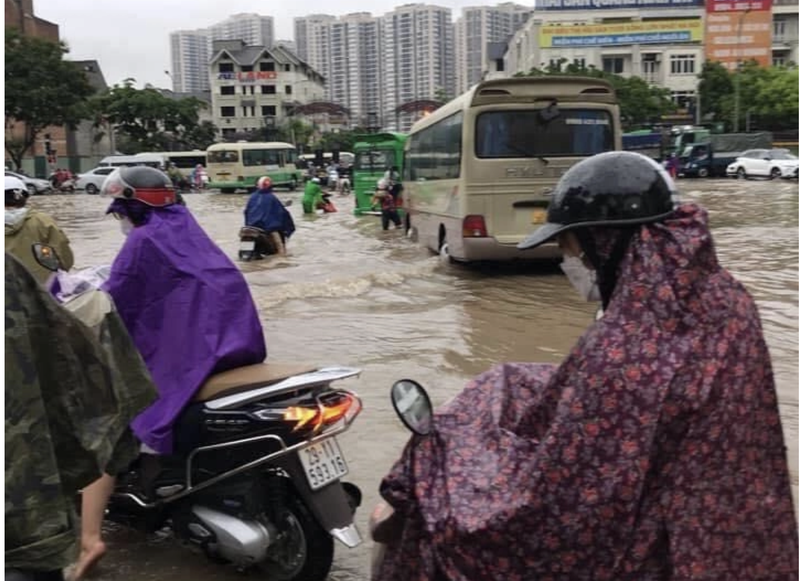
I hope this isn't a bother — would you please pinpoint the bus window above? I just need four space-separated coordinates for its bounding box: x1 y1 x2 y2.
243 149 281 167
208 150 239 163
475 109 613 158
355 150 394 171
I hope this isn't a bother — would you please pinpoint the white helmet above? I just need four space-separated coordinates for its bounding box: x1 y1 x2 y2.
5 175 28 205
377 178 388 190
311 177 321 184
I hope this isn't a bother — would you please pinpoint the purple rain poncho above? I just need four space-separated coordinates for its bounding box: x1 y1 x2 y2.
378 203 797 581
104 203 266 454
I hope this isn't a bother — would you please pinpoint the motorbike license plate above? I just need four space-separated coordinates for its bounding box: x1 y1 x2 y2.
299 437 349 491
240 240 255 251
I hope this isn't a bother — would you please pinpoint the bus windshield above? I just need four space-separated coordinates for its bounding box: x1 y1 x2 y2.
475 109 613 158
242 149 281 166
355 149 395 171
207 150 239 163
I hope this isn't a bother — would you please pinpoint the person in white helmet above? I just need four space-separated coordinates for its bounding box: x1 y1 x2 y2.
4 175 73 283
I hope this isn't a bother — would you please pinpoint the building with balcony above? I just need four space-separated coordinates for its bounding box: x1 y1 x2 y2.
454 3 531 94
209 40 325 140
772 0 799 66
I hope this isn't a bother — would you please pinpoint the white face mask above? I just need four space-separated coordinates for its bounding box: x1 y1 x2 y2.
560 255 601 302
120 217 134 236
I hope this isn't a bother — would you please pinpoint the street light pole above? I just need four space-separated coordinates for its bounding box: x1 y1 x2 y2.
733 7 752 133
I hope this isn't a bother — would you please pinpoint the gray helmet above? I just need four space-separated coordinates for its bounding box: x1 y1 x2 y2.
518 151 678 251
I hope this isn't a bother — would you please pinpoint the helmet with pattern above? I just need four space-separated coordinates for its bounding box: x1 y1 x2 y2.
100 166 176 207
257 176 273 190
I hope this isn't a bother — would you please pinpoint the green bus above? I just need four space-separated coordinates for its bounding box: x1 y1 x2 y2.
206 142 302 193
352 132 407 215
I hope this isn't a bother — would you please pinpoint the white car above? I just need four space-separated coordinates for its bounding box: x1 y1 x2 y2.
5 170 52 195
726 148 799 180
75 166 117 194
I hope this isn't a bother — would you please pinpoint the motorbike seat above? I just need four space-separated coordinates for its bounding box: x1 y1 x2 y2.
194 362 317 402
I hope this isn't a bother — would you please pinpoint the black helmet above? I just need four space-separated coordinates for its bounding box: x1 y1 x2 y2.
518 151 678 250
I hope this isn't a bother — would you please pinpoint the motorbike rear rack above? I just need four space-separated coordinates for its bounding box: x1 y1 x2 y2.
114 390 362 509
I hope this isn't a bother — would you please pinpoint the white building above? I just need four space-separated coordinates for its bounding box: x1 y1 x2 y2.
454 3 532 94
772 0 799 66
293 13 386 127
209 40 325 140
169 13 275 94
170 30 211 93
383 3 456 131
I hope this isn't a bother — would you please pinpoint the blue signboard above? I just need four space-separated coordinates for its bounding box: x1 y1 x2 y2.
537 0 702 10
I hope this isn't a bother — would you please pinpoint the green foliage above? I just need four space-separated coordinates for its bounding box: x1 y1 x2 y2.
521 59 676 129
89 79 216 152
4 27 95 169
698 61 798 131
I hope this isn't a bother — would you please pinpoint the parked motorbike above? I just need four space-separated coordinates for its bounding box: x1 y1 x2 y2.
31 243 365 581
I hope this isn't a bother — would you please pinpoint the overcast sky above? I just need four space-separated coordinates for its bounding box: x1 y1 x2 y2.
36 0 519 89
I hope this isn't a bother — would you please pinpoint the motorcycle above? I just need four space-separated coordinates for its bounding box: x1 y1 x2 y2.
31 243 365 581
239 227 286 261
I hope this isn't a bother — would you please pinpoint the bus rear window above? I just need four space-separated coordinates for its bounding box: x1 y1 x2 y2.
475 109 613 158
355 150 394 171
208 150 239 163
243 149 281 166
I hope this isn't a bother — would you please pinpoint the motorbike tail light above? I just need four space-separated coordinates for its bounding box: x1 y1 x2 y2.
463 215 488 238
283 406 318 430
283 393 361 433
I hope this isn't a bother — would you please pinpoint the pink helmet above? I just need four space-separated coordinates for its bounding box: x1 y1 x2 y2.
257 176 273 190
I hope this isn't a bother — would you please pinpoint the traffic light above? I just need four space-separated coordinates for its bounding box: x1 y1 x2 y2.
44 133 53 156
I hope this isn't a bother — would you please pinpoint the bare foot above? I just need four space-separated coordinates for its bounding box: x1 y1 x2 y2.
70 540 106 581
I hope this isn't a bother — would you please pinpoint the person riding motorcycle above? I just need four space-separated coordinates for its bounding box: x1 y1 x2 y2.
5 253 155 581
302 176 324 214
243 176 295 254
73 166 267 579
373 151 798 580
5 175 74 284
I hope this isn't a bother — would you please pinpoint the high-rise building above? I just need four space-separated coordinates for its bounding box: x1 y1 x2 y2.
382 3 455 130
208 13 274 47
170 30 211 92
169 14 275 93
293 13 385 126
454 3 531 94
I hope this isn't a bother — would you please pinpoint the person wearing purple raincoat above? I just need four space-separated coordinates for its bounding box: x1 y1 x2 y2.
73 166 266 580
375 152 797 581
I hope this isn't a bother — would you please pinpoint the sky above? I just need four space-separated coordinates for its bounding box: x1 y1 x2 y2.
35 0 520 90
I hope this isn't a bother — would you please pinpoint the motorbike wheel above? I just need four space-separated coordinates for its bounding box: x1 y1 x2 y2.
257 499 333 581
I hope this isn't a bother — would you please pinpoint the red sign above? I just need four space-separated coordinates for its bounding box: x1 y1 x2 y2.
705 0 771 11
705 9 772 68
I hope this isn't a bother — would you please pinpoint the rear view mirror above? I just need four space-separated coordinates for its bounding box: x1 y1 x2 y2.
31 243 61 272
538 101 561 123
390 380 433 436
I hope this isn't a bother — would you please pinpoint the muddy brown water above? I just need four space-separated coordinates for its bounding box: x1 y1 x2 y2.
29 177 797 580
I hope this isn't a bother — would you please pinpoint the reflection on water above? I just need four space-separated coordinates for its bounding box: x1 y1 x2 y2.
28 178 797 580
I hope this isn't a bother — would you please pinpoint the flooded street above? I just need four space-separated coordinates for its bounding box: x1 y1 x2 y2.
33 177 797 580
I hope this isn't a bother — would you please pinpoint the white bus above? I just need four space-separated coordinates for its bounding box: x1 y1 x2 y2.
206 142 302 193
157 150 207 170
98 153 167 168
403 77 621 263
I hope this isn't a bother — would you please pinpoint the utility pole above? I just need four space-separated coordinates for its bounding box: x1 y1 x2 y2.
733 8 752 133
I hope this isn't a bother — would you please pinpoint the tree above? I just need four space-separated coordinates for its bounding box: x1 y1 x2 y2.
182 121 219 150
698 61 734 126
521 60 676 129
89 79 210 153
4 27 95 169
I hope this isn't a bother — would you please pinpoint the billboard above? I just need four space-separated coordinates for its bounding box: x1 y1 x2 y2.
536 0 701 10
540 19 703 48
706 0 772 11
705 10 772 68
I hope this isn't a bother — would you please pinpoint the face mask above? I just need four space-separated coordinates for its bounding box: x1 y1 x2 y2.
560 255 601 302
120 217 135 236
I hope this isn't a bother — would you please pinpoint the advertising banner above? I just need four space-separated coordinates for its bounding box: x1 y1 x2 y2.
217 71 278 83
536 0 701 10
540 18 703 48
704 10 772 68
705 0 772 12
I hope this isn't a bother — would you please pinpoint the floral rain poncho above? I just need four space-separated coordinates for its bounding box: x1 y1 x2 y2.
378 203 797 581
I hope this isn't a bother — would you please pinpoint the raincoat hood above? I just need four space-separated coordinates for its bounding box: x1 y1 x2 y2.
378 203 797 580
103 205 266 454
4 209 75 285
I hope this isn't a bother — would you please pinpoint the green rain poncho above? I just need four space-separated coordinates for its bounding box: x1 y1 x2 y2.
302 180 324 214
5 254 156 572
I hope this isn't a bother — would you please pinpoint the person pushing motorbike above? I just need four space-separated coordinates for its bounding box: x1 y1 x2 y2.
373 151 798 580
243 175 295 254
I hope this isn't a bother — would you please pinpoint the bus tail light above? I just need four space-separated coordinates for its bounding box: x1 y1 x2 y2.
463 215 488 238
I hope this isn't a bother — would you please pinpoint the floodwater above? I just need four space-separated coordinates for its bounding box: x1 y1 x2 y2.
30 177 797 580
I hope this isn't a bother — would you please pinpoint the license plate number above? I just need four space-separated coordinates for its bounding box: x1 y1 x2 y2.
299 438 349 490
240 240 255 251
531 208 547 225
